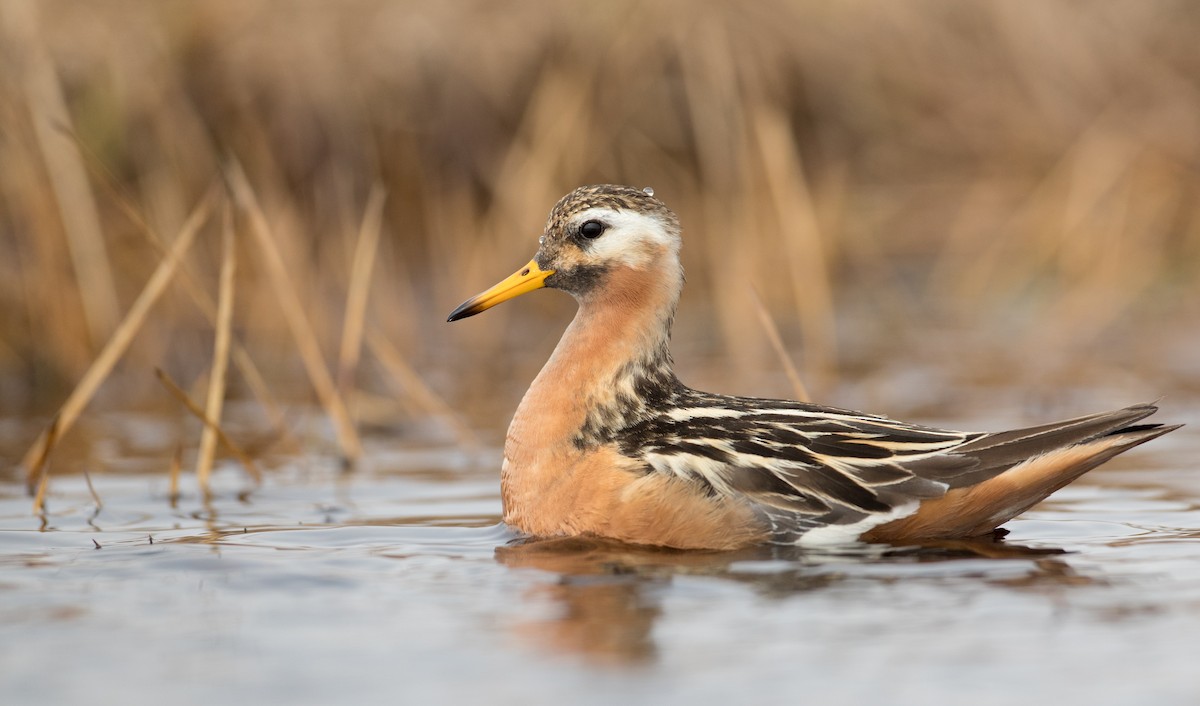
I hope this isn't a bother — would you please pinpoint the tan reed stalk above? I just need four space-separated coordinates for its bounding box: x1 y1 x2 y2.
227 160 363 462
68 139 290 436
195 204 238 493
366 330 477 449
25 414 59 497
167 444 182 506
337 184 386 394
227 347 291 438
32 466 50 518
11 0 120 345
155 368 262 483
749 285 811 402
9 142 94 375
82 469 103 510
20 191 216 485
750 105 837 390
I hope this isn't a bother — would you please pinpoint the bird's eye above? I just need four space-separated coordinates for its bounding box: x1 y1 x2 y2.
579 220 606 239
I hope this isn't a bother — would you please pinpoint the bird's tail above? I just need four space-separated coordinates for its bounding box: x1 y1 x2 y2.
864 403 1181 542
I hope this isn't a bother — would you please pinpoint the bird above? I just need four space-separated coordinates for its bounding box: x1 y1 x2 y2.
447 184 1181 550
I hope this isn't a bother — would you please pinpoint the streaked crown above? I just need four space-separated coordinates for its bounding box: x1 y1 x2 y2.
535 184 682 295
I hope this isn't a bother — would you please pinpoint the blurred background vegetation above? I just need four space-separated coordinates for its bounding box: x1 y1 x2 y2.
2 0 1198 469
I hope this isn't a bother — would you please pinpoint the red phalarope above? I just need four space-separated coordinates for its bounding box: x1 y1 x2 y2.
448 184 1180 550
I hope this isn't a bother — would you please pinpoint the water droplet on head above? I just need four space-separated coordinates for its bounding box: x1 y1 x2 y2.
642 186 655 197
538 235 545 245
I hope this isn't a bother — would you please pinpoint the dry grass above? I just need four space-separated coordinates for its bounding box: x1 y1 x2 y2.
338 184 386 398
194 204 237 492
750 286 810 403
155 368 262 485
167 444 182 506
19 188 214 483
1 1 1198 482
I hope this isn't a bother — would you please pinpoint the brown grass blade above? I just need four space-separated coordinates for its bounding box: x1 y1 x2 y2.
168 444 183 507
12 0 120 345
20 190 215 483
66 137 290 437
749 285 811 403
156 369 262 484
83 469 103 510
32 464 50 518
25 414 60 496
195 203 238 493
750 105 837 392
338 183 386 394
227 160 363 463
228 346 293 444
366 329 477 449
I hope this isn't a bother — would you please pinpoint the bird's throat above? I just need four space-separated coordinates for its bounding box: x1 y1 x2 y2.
505 263 681 468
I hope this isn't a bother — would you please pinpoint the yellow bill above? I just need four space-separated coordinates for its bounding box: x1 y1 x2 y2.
447 259 554 322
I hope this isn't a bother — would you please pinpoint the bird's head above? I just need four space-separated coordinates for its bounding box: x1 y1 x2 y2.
447 184 682 321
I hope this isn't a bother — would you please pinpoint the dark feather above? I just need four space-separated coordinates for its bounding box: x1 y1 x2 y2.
612 389 1177 543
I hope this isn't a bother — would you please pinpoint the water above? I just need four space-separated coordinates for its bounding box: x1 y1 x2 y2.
1 410 1198 706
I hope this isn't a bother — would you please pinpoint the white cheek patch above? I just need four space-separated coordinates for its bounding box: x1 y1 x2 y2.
573 208 677 267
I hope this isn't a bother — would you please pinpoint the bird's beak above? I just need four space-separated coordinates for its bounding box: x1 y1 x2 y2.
447 258 555 322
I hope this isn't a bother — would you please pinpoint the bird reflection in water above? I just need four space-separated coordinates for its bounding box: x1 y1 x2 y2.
494 534 1093 665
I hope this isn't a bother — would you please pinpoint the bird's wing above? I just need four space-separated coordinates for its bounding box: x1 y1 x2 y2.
615 393 1167 544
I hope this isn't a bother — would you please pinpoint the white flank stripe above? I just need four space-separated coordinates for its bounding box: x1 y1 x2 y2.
797 501 921 546
861 439 964 452
666 407 744 421
647 452 735 495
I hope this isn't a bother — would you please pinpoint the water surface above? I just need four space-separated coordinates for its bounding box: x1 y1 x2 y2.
1 409 1198 706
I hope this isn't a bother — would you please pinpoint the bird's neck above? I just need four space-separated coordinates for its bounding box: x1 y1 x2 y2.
506 262 682 463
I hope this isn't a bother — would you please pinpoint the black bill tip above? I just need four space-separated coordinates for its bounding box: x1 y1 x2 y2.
446 299 482 322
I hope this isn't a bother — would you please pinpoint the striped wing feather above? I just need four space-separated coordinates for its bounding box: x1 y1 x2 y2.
616 395 1172 543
